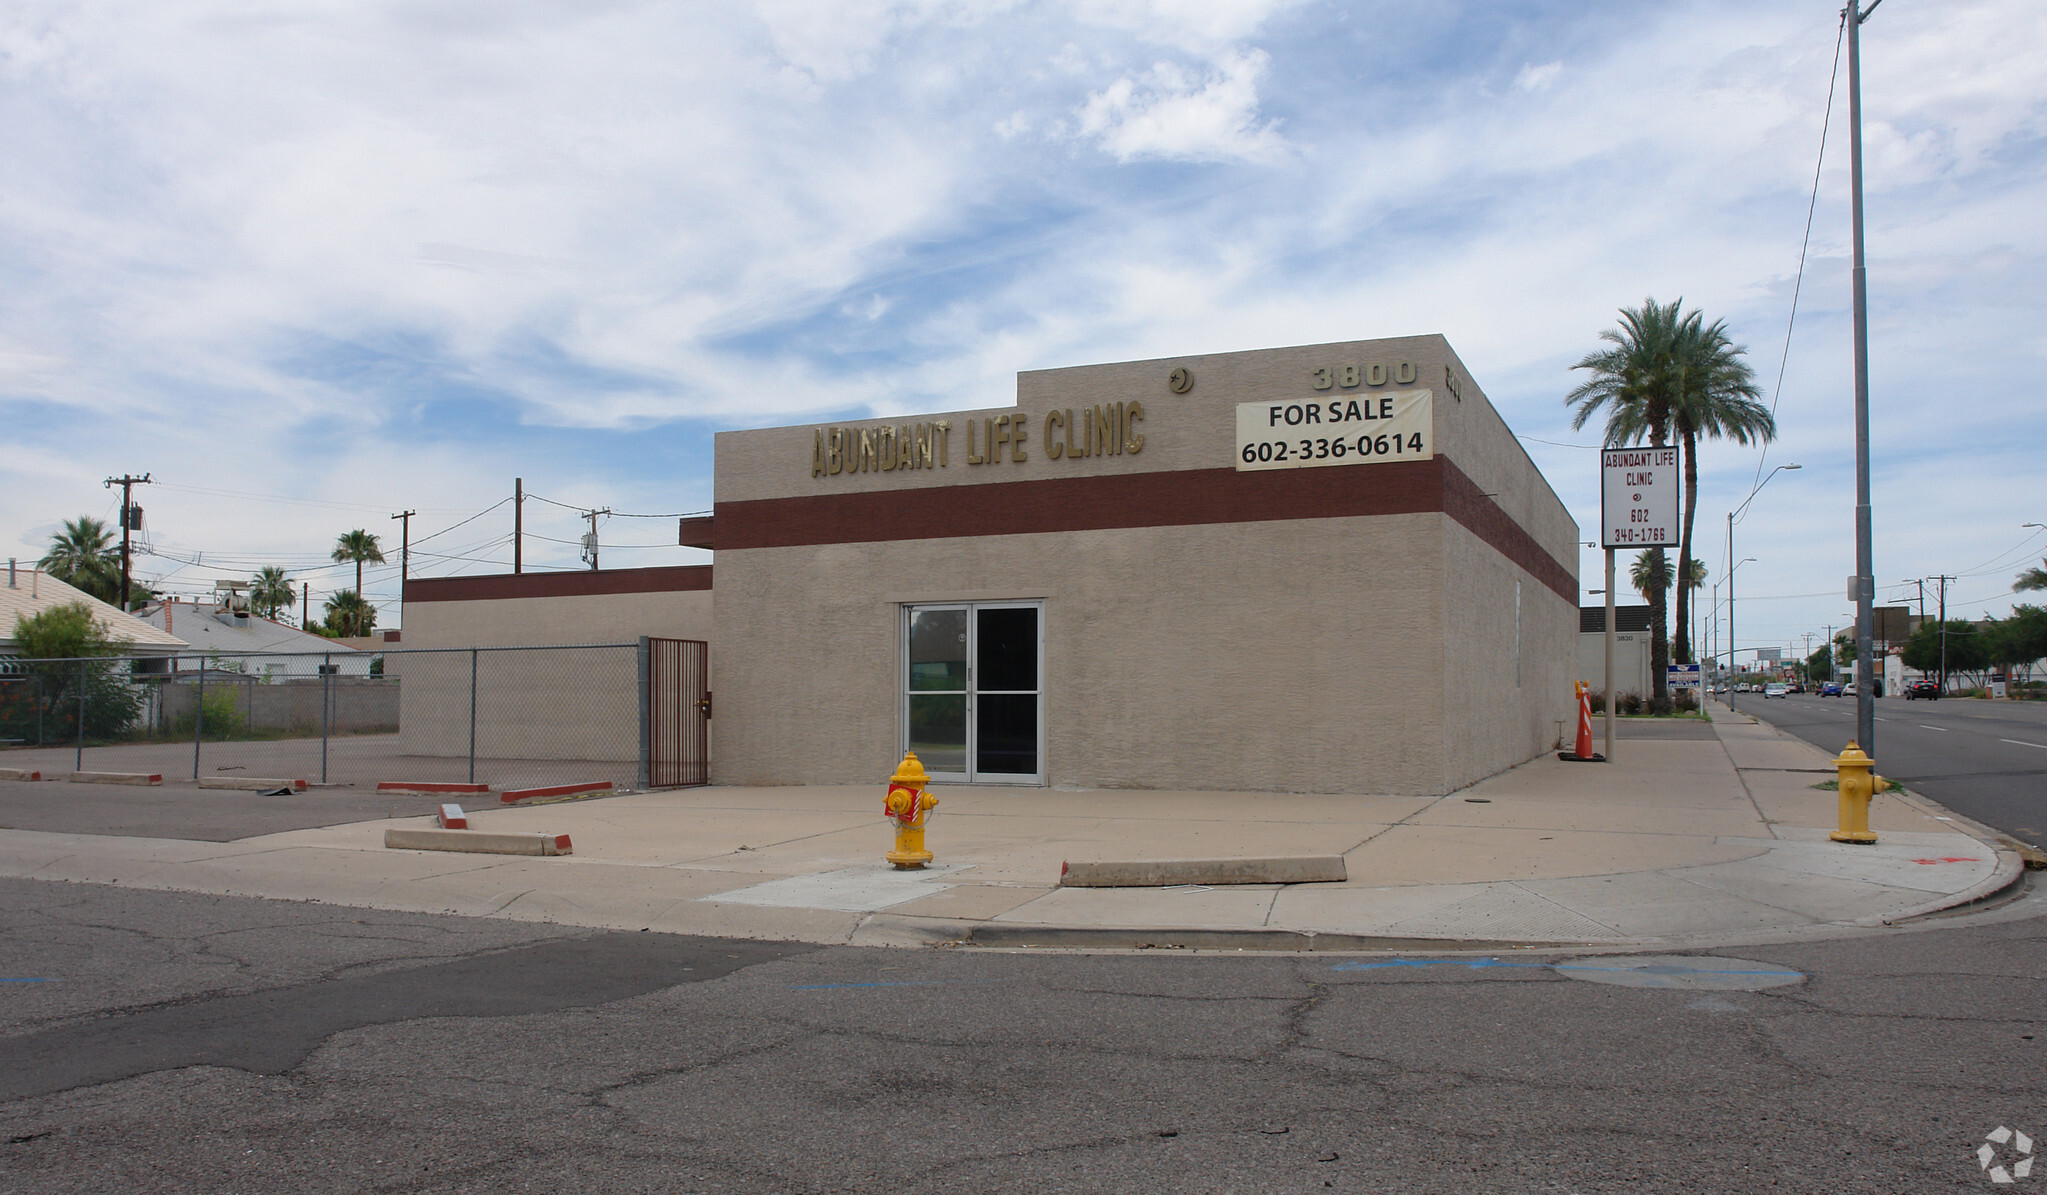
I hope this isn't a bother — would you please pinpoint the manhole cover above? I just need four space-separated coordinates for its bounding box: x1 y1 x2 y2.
1551 955 1803 991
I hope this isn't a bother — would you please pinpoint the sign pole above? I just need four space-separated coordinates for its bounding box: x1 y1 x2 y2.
1604 548 1616 762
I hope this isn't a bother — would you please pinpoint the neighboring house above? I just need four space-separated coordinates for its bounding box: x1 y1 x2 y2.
1578 605 1655 697
135 597 374 677
0 564 188 664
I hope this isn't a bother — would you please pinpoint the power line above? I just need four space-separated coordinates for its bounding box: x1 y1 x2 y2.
1750 11 1848 494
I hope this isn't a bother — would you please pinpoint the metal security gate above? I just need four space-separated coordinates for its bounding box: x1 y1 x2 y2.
644 637 710 787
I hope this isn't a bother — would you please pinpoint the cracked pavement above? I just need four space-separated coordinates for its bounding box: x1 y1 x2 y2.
1 875 2043 1192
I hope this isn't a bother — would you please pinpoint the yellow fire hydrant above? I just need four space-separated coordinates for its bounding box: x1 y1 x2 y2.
884 751 938 869
1829 740 1887 845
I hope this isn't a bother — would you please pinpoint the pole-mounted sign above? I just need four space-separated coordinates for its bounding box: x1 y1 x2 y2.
1600 448 1679 549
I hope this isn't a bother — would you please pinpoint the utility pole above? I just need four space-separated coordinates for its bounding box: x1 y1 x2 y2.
583 508 612 572
390 510 415 583
1803 632 1815 684
302 581 311 628
102 473 151 611
1847 0 1883 751
1935 573 1955 692
514 478 524 575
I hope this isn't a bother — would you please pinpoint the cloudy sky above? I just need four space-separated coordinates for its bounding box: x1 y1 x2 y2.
3 0 2041 661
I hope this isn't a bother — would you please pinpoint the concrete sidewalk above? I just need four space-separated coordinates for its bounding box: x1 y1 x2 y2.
0 709 2026 951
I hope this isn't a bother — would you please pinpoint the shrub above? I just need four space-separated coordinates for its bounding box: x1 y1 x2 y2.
1673 689 1699 712
1618 691 1644 716
170 686 244 740
1587 692 1606 714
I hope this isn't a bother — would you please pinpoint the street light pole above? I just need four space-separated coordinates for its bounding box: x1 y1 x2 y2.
1725 463 1800 716
1848 0 1882 750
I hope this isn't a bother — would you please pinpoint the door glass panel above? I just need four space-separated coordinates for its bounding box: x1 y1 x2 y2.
976 693 1037 776
908 608 968 691
907 694 967 775
976 607 1038 693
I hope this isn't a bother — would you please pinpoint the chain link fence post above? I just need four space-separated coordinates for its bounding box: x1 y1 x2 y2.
637 636 652 792
467 647 479 785
321 652 333 785
75 658 87 773
192 656 205 780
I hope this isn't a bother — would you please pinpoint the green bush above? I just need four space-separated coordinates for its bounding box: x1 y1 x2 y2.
170 687 244 740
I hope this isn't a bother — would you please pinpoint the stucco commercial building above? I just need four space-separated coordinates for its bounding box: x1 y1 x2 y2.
709 335 1578 795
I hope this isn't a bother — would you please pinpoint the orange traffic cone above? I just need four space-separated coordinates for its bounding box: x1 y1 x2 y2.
1559 681 1605 762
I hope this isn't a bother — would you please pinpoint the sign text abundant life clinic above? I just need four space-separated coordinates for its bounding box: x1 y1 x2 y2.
812 404 1147 477
1600 447 1679 548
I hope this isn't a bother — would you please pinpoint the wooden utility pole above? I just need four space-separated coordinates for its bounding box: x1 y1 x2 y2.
102 473 152 610
514 478 524 574
390 510 415 582
584 508 611 571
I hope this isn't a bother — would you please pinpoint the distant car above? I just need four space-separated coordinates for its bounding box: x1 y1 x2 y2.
1819 682 1843 697
1735 683 1750 693
1763 683 1788 699
1906 680 1941 700
1843 682 1858 696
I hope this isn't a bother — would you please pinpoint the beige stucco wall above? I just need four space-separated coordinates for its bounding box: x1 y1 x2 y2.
399 590 712 649
1577 631 1653 698
389 592 707 765
712 335 1578 795
712 513 1447 793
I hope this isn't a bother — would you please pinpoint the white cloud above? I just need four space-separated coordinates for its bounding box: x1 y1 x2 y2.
1076 48 1283 162
1514 60 1562 93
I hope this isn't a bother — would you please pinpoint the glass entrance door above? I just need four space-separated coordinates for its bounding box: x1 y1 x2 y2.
903 602 1041 784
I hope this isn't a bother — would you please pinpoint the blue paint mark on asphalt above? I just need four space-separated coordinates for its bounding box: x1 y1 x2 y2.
789 979 999 991
1330 959 1797 977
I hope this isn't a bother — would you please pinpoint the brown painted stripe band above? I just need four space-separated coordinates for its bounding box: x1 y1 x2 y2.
716 460 1577 602
404 564 712 603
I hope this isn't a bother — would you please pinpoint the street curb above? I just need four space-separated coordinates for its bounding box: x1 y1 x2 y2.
502 781 612 804
378 782 491 796
383 828 573 856
1861 849 2029 927
1058 856 1347 887
198 777 308 792
67 771 161 786
956 924 1564 952
0 768 43 782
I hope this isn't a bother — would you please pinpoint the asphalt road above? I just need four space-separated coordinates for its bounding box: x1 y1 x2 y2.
0 778 457 841
1 877 2041 1193
1729 693 2047 847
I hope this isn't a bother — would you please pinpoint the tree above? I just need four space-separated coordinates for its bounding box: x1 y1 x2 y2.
1569 300 1685 710
322 590 376 638
1901 619 1988 689
2015 560 2047 593
39 516 121 604
1568 299 1773 679
1985 606 2047 694
331 530 385 596
7 602 143 740
1665 317 1770 667
250 566 296 621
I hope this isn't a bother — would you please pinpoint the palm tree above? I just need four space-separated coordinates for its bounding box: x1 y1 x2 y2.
1665 316 1770 666
331 530 385 596
321 590 377 638
250 566 295 620
39 516 121 603
2016 560 2047 593
1569 300 1687 710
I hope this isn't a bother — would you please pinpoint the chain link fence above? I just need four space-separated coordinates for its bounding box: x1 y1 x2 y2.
0 642 696 794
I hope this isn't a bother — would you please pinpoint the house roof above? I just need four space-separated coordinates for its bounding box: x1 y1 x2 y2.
0 569 188 653
138 599 364 657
